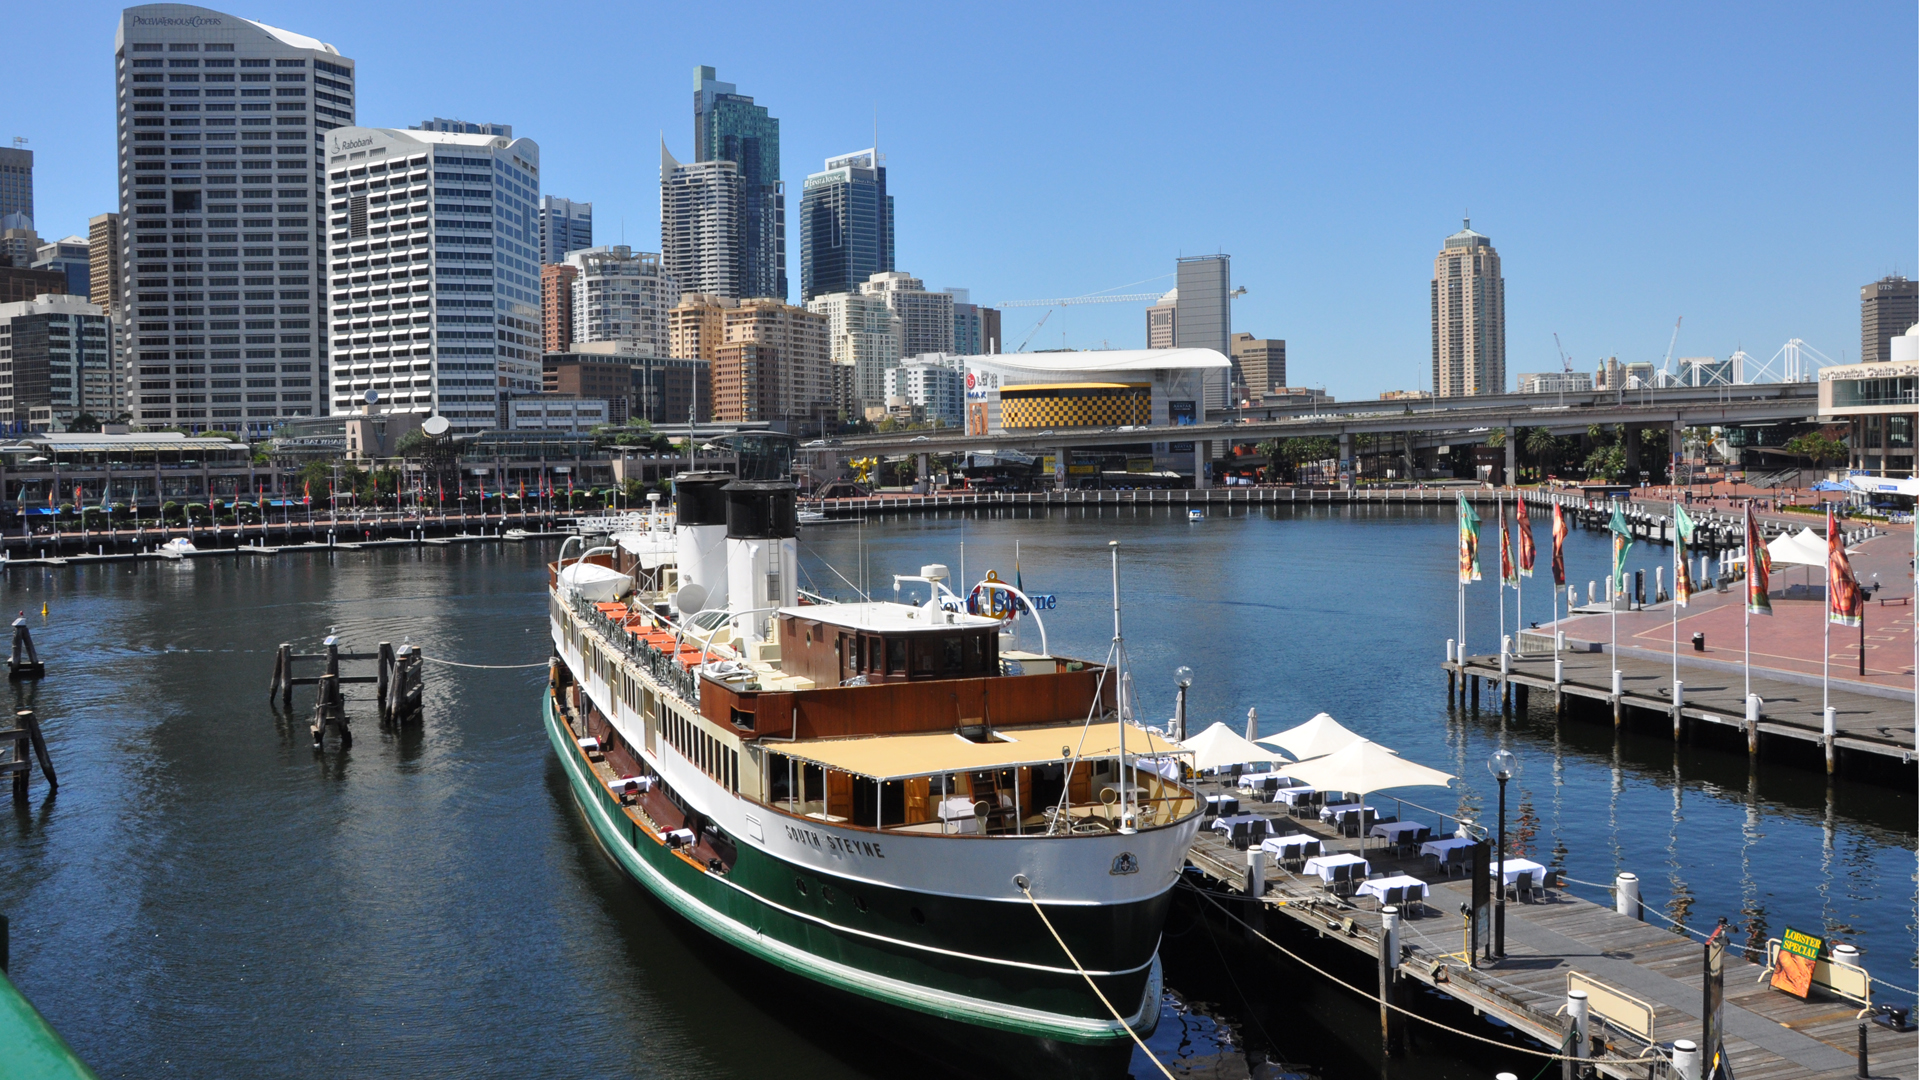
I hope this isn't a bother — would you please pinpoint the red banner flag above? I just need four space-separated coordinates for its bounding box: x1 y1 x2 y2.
1550 503 1567 586
1745 505 1771 616
1499 505 1517 587
1827 509 1861 628
1516 499 1535 578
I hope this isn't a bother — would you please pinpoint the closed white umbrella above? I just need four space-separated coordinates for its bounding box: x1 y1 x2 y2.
1178 721 1292 772
1257 711 1376 762
1278 738 1454 802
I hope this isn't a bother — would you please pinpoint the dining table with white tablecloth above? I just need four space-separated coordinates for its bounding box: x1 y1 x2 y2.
1209 813 1270 838
1369 821 1426 843
1418 837 1478 861
1489 856 1547 886
1259 834 1323 861
1355 874 1429 904
1300 852 1369 883
1319 802 1373 823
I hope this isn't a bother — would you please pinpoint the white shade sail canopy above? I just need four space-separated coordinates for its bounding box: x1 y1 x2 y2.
1278 739 1455 799
1178 722 1292 771
1767 528 1831 569
1257 712 1374 762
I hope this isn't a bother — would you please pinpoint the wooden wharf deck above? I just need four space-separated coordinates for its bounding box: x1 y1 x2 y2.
1447 650 1916 771
1182 789 1909 1079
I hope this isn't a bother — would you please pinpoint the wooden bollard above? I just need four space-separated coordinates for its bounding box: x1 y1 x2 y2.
1470 676 1479 711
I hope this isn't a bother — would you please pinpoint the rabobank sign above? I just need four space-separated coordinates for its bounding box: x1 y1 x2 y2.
333 135 375 152
132 15 224 27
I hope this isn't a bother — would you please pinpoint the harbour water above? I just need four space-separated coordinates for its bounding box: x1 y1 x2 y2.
0 503 1910 1078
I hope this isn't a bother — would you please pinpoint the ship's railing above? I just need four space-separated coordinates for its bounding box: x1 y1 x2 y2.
568 590 701 704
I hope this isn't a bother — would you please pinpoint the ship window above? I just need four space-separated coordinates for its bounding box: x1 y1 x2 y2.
913 639 937 676
909 907 926 925
731 707 754 731
943 636 963 674
886 638 905 674
794 877 808 897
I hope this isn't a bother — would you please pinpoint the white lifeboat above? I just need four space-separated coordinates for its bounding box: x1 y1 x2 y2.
558 561 633 602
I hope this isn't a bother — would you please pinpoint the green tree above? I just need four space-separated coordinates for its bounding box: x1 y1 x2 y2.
1524 427 1560 479
67 412 102 433
1784 432 1846 466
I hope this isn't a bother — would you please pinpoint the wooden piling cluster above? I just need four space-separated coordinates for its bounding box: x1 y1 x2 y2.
7 619 43 681
267 636 425 748
3 709 55 800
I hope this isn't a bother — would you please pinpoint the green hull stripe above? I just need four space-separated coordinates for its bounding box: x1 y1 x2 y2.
544 693 1156 1045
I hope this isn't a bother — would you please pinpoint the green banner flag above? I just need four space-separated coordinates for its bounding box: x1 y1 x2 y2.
1608 506 1633 595
1458 495 1482 583
1673 503 1695 606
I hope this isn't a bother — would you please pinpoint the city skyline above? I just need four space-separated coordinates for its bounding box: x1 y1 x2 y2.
5 1 1913 401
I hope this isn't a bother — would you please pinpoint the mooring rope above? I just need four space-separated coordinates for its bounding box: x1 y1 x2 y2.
418 656 551 670
1179 882 1586 1062
1018 884 1178 1080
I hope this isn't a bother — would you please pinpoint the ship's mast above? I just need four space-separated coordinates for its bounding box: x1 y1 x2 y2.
1110 540 1134 833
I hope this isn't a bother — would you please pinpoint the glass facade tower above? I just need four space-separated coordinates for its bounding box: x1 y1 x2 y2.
694 66 783 301
799 149 892 302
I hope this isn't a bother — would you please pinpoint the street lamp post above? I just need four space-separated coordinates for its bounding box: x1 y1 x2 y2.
1173 666 1193 742
1487 749 1519 958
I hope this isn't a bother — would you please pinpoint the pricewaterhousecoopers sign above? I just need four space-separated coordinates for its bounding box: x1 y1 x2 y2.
132 14 225 26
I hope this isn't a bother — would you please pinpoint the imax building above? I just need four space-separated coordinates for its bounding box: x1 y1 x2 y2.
961 348 1230 485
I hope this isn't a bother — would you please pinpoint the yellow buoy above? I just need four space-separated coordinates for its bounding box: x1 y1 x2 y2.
40 602 47 617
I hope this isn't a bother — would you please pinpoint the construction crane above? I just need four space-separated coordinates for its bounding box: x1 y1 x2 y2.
1553 332 1573 374
1659 316 1683 380
999 292 1164 309
1014 309 1053 352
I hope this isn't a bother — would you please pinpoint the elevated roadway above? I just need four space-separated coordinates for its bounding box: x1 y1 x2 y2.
827 382 1819 457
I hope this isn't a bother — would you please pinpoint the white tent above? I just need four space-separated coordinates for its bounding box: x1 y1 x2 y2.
1178 722 1293 772
1277 738 1454 801
1767 528 1830 569
1257 712 1375 762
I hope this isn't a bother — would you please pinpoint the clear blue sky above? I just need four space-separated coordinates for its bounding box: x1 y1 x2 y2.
7 2 1914 399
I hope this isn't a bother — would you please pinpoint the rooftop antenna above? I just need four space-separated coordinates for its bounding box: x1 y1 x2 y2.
10 138 25 149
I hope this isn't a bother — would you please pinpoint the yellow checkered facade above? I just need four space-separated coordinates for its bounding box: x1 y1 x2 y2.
998 383 1151 430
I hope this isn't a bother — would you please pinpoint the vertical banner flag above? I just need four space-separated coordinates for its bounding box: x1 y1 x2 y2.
1827 508 1861 628
1550 503 1568 586
1499 506 1518 587
1607 506 1633 595
1516 498 1535 578
1745 505 1772 616
1457 495 1482 583
1672 503 1696 606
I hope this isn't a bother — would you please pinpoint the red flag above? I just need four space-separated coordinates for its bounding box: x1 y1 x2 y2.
1499 505 1517 587
1745 505 1771 616
1827 508 1861 628
1516 499 1535 578
1550 503 1568 586
73 483 81 505
437 482 445 503
518 480 526 502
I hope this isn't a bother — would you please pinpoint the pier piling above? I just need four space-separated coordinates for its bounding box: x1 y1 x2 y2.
4 708 53 800
7 616 43 681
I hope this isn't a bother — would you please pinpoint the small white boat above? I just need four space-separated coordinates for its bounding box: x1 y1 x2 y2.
159 538 198 560
796 509 829 524
556 560 633 602
504 528 530 541
1188 509 1205 522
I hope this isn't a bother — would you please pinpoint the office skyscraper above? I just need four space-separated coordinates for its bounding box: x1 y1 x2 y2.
88 213 122 313
863 271 952 359
323 126 544 434
0 293 116 427
661 142 740 299
1861 275 1918 363
116 4 355 434
0 147 30 228
542 263 576 353
1230 333 1285 397
1431 219 1505 397
800 149 892 301
539 196 592 265
1175 255 1232 409
695 67 783 301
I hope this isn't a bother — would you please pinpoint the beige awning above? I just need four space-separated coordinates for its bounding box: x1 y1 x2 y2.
773 720 1182 781
1179 721 1291 771
1258 712 1374 761
1278 739 1454 799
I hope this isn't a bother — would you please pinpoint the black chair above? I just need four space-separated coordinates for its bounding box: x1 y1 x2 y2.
1379 884 1407 910
1231 822 1251 851
1248 818 1270 845
1508 870 1535 903
1328 862 1356 898
1301 839 1322 860
1444 848 1470 878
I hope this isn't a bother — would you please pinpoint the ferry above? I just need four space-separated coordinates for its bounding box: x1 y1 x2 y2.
544 472 1200 1076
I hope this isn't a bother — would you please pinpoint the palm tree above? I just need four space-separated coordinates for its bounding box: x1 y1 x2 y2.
1525 427 1559 480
